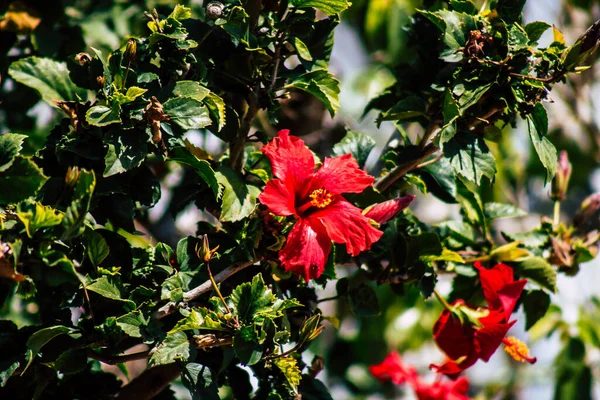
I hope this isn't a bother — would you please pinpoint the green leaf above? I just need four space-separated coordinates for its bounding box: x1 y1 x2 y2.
289 0 350 15
519 257 557 293
421 248 465 263
508 23 530 51
527 104 557 182
332 131 376 168
299 377 334 400
170 81 210 102
523 290 551 330
169 4 192 20
86 104 122 127
103 130 148 177
418 157 457 203
456 178 487 235
230 274 276 324
286 69 340 117
348 281 380 317
233 333 263 365
181 363 219 400
0 362 19 387
0 133 27 172
216 166 260 222
8 57 88 106
116 311 149 338
170 308 228 333
423 10 476 62
449 0 478 14
0 156 48 204
379 96 426 121
16 200 63 238
497 0 526 24
293 37 313 61
24 326 78 373
149 331 193 367
445 133 496 184
87 276 135 307
62 169 95 240
554 338 593 400
273 356 302 394
170 147 221 199
525 21 551 45
85 229 110 267
204 92 226 132
484 202 527 220
163 97 212 130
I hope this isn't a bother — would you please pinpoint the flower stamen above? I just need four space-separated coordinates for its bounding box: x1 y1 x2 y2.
309 188 334 208
503 336 537 364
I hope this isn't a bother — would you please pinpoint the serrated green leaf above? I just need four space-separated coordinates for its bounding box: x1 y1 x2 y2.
24 326 79 374
0 156 48 204
17 200 63 238
289 0 350 15
230 274 276 324
170 81 210 102
85 230 110 267
293 37 313 61
445 133 496 184
170 308 228 333
379 96 426 122
62 169 95 240
456 178 487 235
525 21 551 45
527 104 557 182
216 166 260 222
181 363 219 400
149 331 193 367
519 257 557 292
170 147 221 199
286 69 340 117
0 133 27 172
86 104 122 127
421 248 465 263
103 130 148 177
497 0 526 24
116 311 149 338
332 131 375 168
523 290 551 330
8 57 88 106
204 92 226 132
87 276 135 307
273 356 302 393
163 97 212 130
484 202 527 220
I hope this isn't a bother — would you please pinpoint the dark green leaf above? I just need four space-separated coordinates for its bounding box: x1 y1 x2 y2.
525 21 552 45
16 200 63 238
523 290 551 330
484 202 527 220
149 332 193 366
103 130 148 177
497 0 526 24
527 104 557 183
0 156 48 204
181 363 219 400
286 69 340 117
444 133 496 184
87 276 135 307
519 257 557 292
230 274 276 324
348 281 380 317
0 133 27 172
554 338 592 400
163 97 211 130
288 0 350 15
85 229 110 267
170 147 221 198
25 326 78 373
62 169 95 240
8 57 88 105
216 166 260 222
86 104 122 127
332 131 376 168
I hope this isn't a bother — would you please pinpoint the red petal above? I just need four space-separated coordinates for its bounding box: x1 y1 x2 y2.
365 195 415 224
430 360 469 379
262 130 314 192
311 154 374 195
369 351 417 385
279 219 331 282
433 305 477 362
497 279 527 320
309 199 382 256
474 320 515 362
258 179 297 217
475 262 515 310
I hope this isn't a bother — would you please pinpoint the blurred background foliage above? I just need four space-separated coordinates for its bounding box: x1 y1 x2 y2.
3 0 600 398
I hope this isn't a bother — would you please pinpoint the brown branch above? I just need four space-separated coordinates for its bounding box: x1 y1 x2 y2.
86 349 150 365
115 363 181 400
229 91 259 172
153 259 259 319
374 143 439 192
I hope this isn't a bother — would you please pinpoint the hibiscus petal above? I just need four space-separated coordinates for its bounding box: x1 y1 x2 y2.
475 262 515 310
262 130 314 190
258 179 297 217
369 351 417 385
364 195 415 224
433 304 477 362
279 219 331 282
310 199 382 256
311 154 374 194
474 319 515 362
497 279 527 321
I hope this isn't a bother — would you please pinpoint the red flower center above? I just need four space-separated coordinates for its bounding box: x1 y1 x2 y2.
297 188 334 213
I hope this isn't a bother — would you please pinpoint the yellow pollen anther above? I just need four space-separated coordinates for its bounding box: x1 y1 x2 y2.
310 188 334 208
503 336 535 363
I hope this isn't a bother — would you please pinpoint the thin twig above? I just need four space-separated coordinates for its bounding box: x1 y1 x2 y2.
153 259 259 319
374 143 439 192
229 91 259 172
206 263 232 315
87 349 150 365
416 152 443 169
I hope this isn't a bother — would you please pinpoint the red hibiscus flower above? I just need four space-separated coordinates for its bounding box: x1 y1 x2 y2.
258 130 413 281
371 351 472 400
431 263 535 377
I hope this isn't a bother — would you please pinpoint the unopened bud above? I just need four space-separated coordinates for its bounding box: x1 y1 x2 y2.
205 1 224 20
573 193 600 229
65 166 81 187
196 235 219 263
551 151 572 201
124 38 137 64
74 53 92 66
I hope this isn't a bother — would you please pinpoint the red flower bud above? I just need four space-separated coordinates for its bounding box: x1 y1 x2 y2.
551 151 572 201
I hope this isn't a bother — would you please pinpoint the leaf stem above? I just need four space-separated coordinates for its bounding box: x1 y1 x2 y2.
206 262 232 315
374 143 438 192
433 289 453 312
553 200 561 229
86 349 150 365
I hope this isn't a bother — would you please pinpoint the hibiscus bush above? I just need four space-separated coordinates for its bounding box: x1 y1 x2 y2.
2 0 600 399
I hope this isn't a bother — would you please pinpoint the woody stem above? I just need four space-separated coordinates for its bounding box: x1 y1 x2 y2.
433 289 453 312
